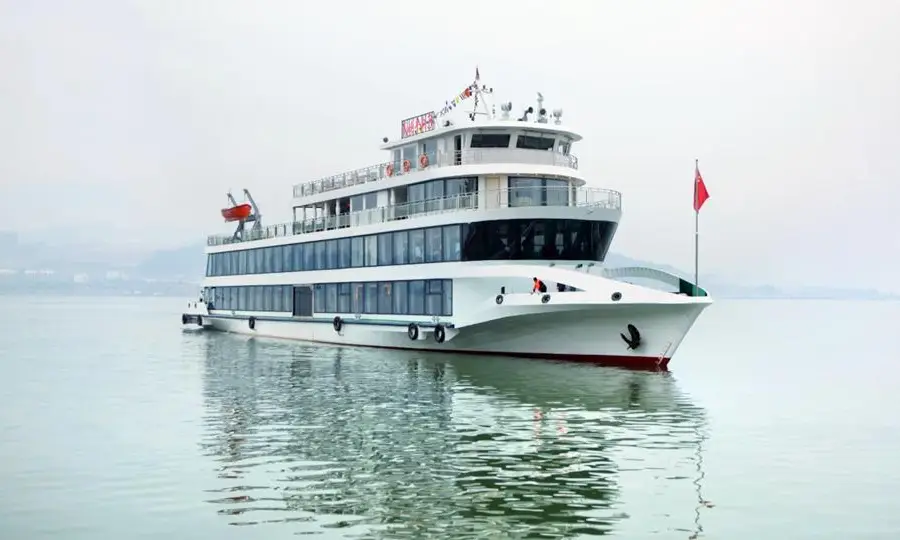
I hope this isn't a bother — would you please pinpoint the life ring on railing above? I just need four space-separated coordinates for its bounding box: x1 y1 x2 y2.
385 164 394 177
433 324 446 344
419 154 429 169
402 159 411 173
333 316 343 333
407 323 419 341
248 316 256 330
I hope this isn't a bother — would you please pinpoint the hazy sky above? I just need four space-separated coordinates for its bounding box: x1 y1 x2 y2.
1 0 898 291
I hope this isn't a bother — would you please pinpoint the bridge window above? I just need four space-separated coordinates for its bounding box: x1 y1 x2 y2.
516 134 555 151
470 133 511 148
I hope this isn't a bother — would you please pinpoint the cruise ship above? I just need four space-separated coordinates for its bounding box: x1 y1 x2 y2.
182 73 712 370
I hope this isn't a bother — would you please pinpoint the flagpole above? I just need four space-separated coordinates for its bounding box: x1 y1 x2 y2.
694 159 700 297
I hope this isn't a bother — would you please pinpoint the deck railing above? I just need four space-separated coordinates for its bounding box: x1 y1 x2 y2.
292 148 580 199
208 186 620 246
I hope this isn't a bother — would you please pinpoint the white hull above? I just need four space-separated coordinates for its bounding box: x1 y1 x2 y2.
201 299 708 371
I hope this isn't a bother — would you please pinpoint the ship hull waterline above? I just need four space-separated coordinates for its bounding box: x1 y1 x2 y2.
198 302 709 371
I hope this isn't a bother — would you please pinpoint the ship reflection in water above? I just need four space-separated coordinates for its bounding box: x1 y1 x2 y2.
198 334 709 538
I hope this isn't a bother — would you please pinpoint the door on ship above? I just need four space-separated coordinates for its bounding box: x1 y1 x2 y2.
293 286 313 317
454 135 462 164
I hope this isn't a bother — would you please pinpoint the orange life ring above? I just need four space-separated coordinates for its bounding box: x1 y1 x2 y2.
402 159 411 173
419 154 429 168
385 163 394 177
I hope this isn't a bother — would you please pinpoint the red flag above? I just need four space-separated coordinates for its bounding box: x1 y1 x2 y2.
694 163 710 212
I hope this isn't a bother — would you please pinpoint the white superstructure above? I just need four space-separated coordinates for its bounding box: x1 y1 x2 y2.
183 72 711 370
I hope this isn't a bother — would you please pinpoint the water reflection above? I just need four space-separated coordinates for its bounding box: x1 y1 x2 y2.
198 335 708 538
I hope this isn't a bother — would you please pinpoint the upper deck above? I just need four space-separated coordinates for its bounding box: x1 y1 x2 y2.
293 78 583 202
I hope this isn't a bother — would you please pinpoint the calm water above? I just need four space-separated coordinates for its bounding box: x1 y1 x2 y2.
1 296 899 539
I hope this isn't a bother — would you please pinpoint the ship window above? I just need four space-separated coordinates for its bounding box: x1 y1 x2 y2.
351 282 364 314
364 192 378 209
509 177 570 207
401 145 417 169
364 282 378 314
350 195 364 213
393 281 408 314
273 285 284 311
409 183 425 215
325 283 338 313
470 133 511 148
338 238 351 268
338 283 351 313
378 282 392 314
314 242 326 270
516 134 555 150
442 225 461 261
409 229 425 263
291 245 302 272
425 279 442 316
314 284 325 312
283 285 292 312
377 233 393 266
425 180 443 212
282 245 292 272
364 235 378 267
393 230 408 264
408 280 425 315
326 240 338 269
351 237 364 267
442 279 452 316
425 227 443 263
303 243 315 271
263 286 274 311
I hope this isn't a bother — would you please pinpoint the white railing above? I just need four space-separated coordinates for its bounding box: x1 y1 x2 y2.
292 148 580 199
208 186 621 246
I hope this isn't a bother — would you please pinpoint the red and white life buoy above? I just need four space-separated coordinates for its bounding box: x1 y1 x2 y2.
385 163 394 177
419 154 429 169
402 159 411 173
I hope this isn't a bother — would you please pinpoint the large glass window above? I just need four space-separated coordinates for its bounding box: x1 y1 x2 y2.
516 134 555 150
282 245 293 272
314 284 326 313
338 238 351 268
509 177 570 207
378 282 392 314
425 227 443 263
409 229 425 264
393 281 408 314
408 280 425 315
393 230 408 264
364 282 378 314
303 243 314 271
441 279 452 316
292 244 303 272
364 235 377 267
338 283 351 313
351 237 364 267
442 225 461 261
377 233 393 266
351 282 364 314
315 242 326 270
326 240 338 269
426 279 443 316
326 283 338 313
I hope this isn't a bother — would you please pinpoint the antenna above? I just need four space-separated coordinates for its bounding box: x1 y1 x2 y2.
536 92 548 123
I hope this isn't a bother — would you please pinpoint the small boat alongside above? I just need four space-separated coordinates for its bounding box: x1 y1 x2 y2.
182 70 711 370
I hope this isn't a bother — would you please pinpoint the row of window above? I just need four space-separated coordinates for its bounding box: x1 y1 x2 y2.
207 219 616 277
205 279 452 317
313 280 452 317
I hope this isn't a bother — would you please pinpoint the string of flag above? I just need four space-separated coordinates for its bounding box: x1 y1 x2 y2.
435 84 477 117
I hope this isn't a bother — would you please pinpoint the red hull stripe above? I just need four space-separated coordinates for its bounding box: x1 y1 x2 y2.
224 330 670 372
